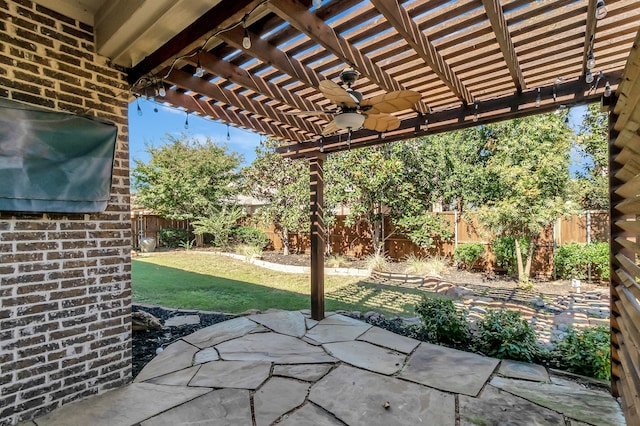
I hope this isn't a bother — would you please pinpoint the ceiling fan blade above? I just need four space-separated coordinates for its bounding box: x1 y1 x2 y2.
363 113 400 133
319 80 358 108
321 119 340 136
360 90 421 114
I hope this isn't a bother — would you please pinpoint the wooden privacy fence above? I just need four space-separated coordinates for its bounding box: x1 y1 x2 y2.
131 210 609 276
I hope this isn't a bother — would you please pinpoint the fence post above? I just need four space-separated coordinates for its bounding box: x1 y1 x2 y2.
454 210 459 249
587 210 592 282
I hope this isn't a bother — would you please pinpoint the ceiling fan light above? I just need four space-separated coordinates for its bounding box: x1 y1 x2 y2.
334 112 365 130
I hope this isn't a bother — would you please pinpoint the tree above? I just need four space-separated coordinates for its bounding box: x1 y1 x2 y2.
571 103 609 209
474 112 573 282
242 138 309 255
132 133 243 220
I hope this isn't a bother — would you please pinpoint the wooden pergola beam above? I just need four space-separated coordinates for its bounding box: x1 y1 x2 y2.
217 26 325 90
165 68 323 136
582 0 599 74
277 70 623 158
127 0 263 84
371 0 474 104
267 0 429 113
157 90 305 142
194 51 327 116
482 0 526 93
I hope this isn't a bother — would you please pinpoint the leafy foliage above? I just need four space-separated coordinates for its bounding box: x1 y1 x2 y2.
242 138 309 255
158 228 190 248
475 309 542 362
132 134 242 220
491 236 530 276
396 213 452 250
233 226 270 249
474 113 574 281
554 242 610 280
552 325 611 380
415 297 469 345
453 242 485 270
192 206 245 248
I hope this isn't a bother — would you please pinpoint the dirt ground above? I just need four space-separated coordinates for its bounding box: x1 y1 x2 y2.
259 251 607 296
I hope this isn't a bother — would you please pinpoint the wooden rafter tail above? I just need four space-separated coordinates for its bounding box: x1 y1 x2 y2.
267 0 430 114
370 0 474 105
164 68 324 136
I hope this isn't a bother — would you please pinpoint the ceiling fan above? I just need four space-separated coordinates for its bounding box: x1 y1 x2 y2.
292 68 421 139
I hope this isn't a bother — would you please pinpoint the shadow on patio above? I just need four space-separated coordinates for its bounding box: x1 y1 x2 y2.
24 311 623 426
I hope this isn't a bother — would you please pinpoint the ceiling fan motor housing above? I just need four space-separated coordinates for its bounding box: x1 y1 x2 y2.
339 68 359 87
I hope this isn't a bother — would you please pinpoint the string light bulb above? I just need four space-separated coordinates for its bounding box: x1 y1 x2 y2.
184 113 189 130
604 81 612 97
158 81 166 97
535 87 541 107
586 51 595 70
194 53 205 78
595 0 607 19
585 69 594 84
473 102 478 122
242 23 251 49
136 98 142 116
226 123 230 141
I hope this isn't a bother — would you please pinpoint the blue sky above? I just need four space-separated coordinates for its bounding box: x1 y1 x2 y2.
128 100 591 174
128 97 263 166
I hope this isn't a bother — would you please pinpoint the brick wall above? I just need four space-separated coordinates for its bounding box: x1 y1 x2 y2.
0 1 131 425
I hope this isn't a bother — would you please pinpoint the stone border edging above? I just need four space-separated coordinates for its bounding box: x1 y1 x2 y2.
206 251 371 277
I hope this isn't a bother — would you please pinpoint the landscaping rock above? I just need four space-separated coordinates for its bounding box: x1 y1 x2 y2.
132 311 163 331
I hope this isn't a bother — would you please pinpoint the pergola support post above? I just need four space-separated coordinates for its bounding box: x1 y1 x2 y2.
309 154 326 320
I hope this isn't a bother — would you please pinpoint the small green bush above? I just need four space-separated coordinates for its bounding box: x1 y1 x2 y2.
415 297 469 345
233 226 270 248
475 309 541 362
552 325 611 380
554 242 610 280
454 242 485 270
158 228 190 248
491 236 529 276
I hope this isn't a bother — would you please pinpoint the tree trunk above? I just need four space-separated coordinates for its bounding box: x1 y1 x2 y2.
282 227 290 256
524 238 536 279
514 237 525 282
372 220 383 256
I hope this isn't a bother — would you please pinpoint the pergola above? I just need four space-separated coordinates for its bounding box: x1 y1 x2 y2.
48 0 640 422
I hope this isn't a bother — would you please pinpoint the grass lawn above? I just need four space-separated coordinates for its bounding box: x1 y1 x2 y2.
132 252 429 317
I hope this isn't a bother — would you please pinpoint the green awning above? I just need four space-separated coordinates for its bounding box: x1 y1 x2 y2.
0 99 117 213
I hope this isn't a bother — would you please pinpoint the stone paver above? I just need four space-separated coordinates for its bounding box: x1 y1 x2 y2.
459 384 565 425
163 314 200 327
357 326 420 354
490 376 625 426
140 389 251 426
253 377 310 426
194 347 219 364
190 360 271 389
323 341 405 375
147 365 200 386
278 403 344 426
27 310 624 426
311 365 455 426
498 359 550 382
250 310 306 337
273 363 334 381
216 332 336 363
182 316 261 348
399 342 499 396
134 340 199 382
33 383 211 426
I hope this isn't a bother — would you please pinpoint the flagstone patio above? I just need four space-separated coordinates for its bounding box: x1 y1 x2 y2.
22 311 624 426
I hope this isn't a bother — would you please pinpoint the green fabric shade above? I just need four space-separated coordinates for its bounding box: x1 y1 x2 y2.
0 99 117 213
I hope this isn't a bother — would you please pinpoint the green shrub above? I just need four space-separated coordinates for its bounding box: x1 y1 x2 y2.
454 242 485 270
415 297 469 345
491 236 529 275
158 228 190 248
552 325 611 380
192 206 245 248
233 226 270 248
397 213 452 250
475 309 541 362
554 242 610 280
